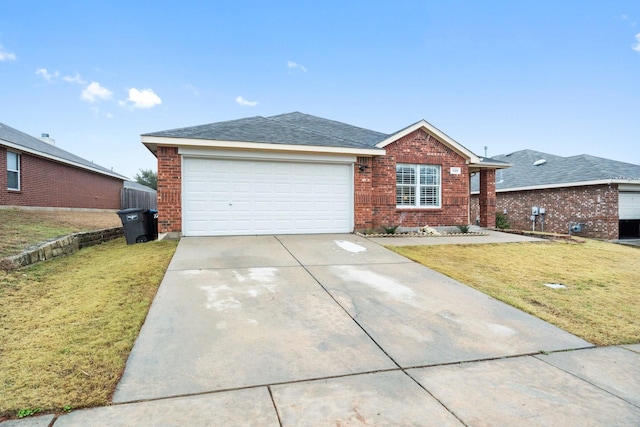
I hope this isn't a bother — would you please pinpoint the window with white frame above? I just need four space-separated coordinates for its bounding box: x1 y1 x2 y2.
396 164 441 208
7 151 20 190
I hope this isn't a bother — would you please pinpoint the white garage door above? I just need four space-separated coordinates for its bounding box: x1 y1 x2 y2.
183 157 353 236
619 192 640 220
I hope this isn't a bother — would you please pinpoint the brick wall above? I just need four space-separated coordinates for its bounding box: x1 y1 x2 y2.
157 146 182 233
470 184 619 239
355 129 470 230
479 169 496 228
354 156 374 229
1 146 122 209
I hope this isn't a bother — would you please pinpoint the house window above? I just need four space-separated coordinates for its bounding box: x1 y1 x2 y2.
7 151 20 190
396 164 441 208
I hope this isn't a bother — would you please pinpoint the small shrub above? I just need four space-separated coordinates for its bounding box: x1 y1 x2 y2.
382 225 399 234
359 229 377 235
496 212 510 229
17 408 41 418
457 225 470 234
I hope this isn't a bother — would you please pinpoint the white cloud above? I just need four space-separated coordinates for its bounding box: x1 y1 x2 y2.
120 88 162 109
236 96 258 106
287 60 307 72
81 81 113 102
633 33 640 52
0 44 16 61
36 68 59 81
63 73 86 84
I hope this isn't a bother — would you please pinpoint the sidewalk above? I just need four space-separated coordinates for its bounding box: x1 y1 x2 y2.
366 228 545 246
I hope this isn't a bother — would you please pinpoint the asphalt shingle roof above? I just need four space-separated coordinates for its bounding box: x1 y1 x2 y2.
0 122 127 179
143 112 389 149
471 149 640 191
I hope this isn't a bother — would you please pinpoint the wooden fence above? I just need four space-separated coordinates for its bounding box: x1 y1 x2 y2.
120 187 157 210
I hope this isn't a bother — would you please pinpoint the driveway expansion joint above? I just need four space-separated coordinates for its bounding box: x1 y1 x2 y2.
274 235 404 370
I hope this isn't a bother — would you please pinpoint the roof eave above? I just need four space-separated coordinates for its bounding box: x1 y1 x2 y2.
141 135 386 157
469 161 512 171
1 139 127 180
493 178 640 193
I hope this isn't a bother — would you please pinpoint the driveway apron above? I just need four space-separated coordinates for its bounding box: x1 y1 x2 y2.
113 236 396 403
106 233 640 426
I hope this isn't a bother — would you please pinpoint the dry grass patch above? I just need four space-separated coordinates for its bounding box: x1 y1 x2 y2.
388 239 640 346
0 208 122 258
0 238 177 418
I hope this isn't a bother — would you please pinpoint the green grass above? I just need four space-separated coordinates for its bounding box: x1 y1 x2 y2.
0 208 122 258
388 239 640 346
0 238 177 418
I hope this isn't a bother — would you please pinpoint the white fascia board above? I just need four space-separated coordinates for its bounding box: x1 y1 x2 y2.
469 161 512 170
1 139 126 180
491 179 640 193
375 120 481 163
179 147 357 164
142 135 384 157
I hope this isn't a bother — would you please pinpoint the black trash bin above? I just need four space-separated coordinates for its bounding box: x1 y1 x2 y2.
147 209 158 241
117 208 151 245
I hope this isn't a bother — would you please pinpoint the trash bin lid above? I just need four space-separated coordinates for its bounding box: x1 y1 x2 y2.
117 207 146 214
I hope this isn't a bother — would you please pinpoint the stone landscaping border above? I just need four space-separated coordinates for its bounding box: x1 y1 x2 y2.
356 231 489 238
1 227 124 271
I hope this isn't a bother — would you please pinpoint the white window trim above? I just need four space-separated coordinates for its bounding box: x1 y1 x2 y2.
396 163 441 208
7 151 20 191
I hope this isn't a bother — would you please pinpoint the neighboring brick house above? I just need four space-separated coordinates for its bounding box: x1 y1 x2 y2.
142 112 507 237
470 149 640 240
1 122 127 209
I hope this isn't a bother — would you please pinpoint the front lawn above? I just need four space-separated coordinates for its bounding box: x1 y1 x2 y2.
0 238 177 419
388 239 640 346
0 208 122 258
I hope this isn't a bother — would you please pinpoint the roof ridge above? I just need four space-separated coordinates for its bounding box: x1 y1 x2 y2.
269 112 387 136
266 113 385 147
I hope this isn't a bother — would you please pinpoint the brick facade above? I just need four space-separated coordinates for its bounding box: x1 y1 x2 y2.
156 129 499 235
471 184 619 239
1 146 123 209
156 146 182 233
354 129 471 231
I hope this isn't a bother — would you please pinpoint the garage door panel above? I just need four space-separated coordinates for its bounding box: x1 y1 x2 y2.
620 193 640 220
186 200 208 212
183 158 352 236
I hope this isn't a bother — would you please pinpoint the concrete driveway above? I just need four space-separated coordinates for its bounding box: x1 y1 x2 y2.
47 234 640 426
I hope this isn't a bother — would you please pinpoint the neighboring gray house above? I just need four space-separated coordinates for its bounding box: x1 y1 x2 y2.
471 149 640 239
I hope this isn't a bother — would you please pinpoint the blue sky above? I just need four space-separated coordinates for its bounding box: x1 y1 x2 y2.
1 1 639 179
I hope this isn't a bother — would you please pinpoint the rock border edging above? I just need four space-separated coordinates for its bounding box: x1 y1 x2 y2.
1 227 124 271
356 231 489 238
